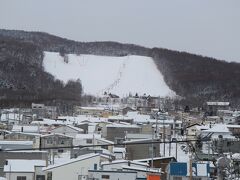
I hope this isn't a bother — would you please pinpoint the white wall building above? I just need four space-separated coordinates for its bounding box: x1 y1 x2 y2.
51 125 84 137
4 159 46 180
43 153 101 180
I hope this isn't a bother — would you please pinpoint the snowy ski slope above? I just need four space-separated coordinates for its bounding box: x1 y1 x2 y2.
43 52 175 97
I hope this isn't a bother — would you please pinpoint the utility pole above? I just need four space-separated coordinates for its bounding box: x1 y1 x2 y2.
163 118 166 156
175 142 178 160
151 126 154 168
189 153 193 180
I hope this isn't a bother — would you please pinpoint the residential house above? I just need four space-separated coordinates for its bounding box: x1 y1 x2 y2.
51 125 84 137
200 124 235 140
73 133 101 147
32 103 46 119
4 159 46 180
134 156 177 180
0 151 48 177
4 132 41 148
124 138 160 160
11 125 40 134
102 123 141 142
108 115 134 124
113 147 126 159
74 106 107 117
167 162 209 180
43 153 101 180
40 133 73 153
89 159 161 180
206 102 230 116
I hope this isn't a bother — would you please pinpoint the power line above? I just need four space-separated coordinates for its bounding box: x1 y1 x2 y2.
0 139 211 152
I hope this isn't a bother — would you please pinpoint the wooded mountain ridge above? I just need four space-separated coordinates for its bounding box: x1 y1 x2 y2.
0 29 239 107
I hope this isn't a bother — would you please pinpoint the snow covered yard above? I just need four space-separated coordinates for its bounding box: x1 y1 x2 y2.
43 52 174 97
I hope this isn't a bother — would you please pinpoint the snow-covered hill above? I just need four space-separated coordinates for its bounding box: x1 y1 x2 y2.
43 52 175 97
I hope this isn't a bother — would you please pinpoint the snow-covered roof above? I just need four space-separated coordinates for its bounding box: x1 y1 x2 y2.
108 115 133 120
122 165 161 173
202 124 233 134
80 106 106 111
12 125 39 133
4 159 46 172
106 123 140 128
75 133 101 139
95 138 114 144
124 138 158 144
0 140 33 145
101 159 148 167
31 118 67 126
232 153 240 161
43 153 99 171
133 156 176 162
207 102 230 106
113 147 126 153
52 125 84 132
7 132 41 136
58 115 108 124
226 125 240 129
41 133 74 139
126 133 152 139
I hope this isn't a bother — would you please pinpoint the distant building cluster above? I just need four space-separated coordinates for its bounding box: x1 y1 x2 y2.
0 100 240 180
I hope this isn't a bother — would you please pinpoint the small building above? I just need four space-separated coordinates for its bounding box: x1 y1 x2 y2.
91 159 161 180
124 139 160 160
168 162 209 180
51 125 84 137
113 147 126 159
0 151 48 177
108 115 134 124
4 132 41 148
43 153 101 180
40 133 73 153
206 102 230 116
134 156 177 180
102 123 141 142
4 159 46 180
11 125 40 134
32 103 46 119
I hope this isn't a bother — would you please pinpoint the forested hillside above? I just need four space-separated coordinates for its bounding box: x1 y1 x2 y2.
0 35 82 107
151 48 240 106
0 29 239 107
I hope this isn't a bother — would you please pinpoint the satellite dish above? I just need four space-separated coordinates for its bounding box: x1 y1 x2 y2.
217 157 231 168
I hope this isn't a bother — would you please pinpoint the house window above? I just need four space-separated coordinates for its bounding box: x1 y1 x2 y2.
47 139 52 144
17 176 26 180
58 149 64 153
47 172 52 180
94 163 97 170
173 177 182 180
101 175 110 179
86 139 93 144
36 175 46 180
193 178 202 180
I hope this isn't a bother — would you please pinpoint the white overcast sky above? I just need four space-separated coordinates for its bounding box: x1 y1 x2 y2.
0 0 240 62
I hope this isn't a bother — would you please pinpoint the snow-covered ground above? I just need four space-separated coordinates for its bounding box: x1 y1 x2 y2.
43 52 175 97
